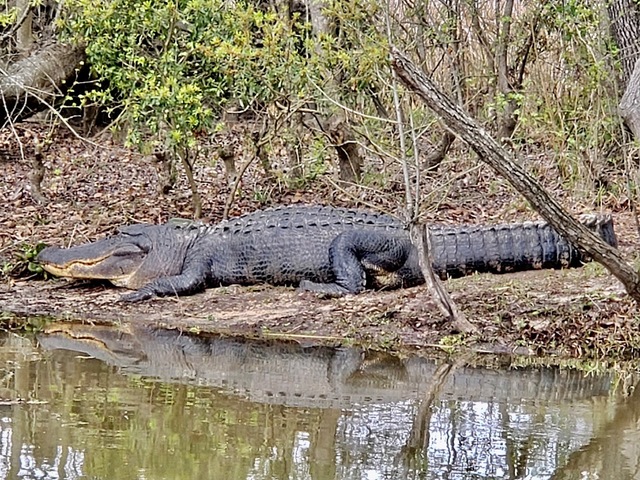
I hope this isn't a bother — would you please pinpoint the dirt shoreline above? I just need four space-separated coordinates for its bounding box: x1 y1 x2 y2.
1 264 636 360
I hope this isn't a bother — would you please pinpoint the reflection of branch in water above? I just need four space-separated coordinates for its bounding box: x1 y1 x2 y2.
396 357 466 472
501 400 536 479
550 382 640 480
309 409 341 480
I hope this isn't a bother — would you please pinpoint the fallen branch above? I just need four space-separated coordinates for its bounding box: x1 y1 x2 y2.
0 42 86 126
391 47 640 301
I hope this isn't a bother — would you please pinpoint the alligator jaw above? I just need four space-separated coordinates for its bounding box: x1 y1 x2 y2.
37 234 150 288
39 254 139 287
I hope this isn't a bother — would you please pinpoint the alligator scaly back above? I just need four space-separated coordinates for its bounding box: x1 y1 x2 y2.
209 205 402 234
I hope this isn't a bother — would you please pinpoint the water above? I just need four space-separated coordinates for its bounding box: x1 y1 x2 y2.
0 324 632 480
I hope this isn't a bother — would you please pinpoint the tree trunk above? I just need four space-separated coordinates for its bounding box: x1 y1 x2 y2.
423 0 462 171
176 147 202 219
467 0 543 141
619 58 640 140
423 131 455 171
608 0 640 140
307 0 331 42
0 42 86 127
153 151 177 194
494 0 517 141
15 0 34 55
29 142 48 205
325 114 362 182
307 0 364 182
391 47 640 301
608 0 640 85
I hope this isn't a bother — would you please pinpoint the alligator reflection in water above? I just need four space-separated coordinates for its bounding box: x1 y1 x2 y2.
0 327 636 479
37 324 614 408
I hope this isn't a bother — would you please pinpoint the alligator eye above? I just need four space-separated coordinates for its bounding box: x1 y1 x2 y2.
118 224 155 237
112 244 149 256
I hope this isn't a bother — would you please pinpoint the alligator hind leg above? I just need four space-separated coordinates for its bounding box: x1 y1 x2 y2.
298 230 411 295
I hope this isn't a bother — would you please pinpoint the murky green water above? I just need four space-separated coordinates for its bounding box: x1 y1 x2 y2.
0 325 633 479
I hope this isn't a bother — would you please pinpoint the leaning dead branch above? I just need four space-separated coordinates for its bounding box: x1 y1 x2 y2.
391 47 640 302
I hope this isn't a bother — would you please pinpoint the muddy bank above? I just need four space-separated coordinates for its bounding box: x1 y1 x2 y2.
1 265 636 360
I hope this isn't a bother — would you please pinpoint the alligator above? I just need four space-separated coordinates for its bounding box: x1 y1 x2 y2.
37 323 615 408
36 205 617 302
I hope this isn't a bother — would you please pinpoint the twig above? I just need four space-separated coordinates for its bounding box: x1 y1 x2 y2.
410 224 476 334
307 76 397 124
1 91 26 162
0 4 32 41
222 155 258 220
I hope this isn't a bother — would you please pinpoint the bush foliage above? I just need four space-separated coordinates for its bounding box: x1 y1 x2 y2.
62 0 320 152
58 0 625 198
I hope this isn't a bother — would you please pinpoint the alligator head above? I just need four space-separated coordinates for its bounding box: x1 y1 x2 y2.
37 223 196 289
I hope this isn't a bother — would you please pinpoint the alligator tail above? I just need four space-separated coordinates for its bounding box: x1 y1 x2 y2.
429 214 617 279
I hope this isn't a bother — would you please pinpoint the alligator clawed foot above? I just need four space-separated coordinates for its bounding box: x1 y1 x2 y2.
118 290 154 303
297 289 343 300
297 280 351 298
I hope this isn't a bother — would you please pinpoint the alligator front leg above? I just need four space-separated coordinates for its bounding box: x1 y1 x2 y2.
120 265 209 302
299 230 412 295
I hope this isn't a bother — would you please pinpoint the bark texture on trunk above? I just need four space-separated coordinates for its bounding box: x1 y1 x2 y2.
326 115 362 182
16 0 34 55
619 58 640 140
391 47 640 301
494 0 516 141
608 0 640 139
0 42 86 126
608 0 640 85
306 0 364 182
